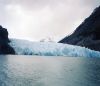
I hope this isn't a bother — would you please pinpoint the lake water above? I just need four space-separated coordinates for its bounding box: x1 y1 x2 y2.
0 55 100 86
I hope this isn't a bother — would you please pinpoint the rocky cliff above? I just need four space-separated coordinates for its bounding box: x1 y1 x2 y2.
0 26 15 54
59 6 100 51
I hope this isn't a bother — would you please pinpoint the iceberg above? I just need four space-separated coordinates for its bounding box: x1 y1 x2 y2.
9 39 100 58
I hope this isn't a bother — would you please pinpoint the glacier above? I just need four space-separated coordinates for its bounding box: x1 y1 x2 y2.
9 39 100 58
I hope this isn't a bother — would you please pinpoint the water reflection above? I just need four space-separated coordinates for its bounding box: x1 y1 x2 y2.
0 56 100 86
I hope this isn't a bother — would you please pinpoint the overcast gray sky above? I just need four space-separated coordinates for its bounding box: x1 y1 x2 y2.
0 0 100 41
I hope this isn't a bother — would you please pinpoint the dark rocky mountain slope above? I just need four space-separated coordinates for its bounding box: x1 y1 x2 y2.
59 6 100 51
0 26 15 54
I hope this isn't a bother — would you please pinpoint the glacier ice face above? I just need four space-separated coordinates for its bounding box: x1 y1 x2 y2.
9 39 100 58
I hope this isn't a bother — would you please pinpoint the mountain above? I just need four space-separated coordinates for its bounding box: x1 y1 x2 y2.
59 6 100 51
1 6 100 55
0 26 15 54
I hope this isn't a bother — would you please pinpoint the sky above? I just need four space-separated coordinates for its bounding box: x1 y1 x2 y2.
0 0 100 42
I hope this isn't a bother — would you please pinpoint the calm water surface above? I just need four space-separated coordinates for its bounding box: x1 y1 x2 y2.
0 55 100 86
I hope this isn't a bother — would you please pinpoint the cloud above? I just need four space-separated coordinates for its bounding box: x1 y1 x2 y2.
0 0 100 41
